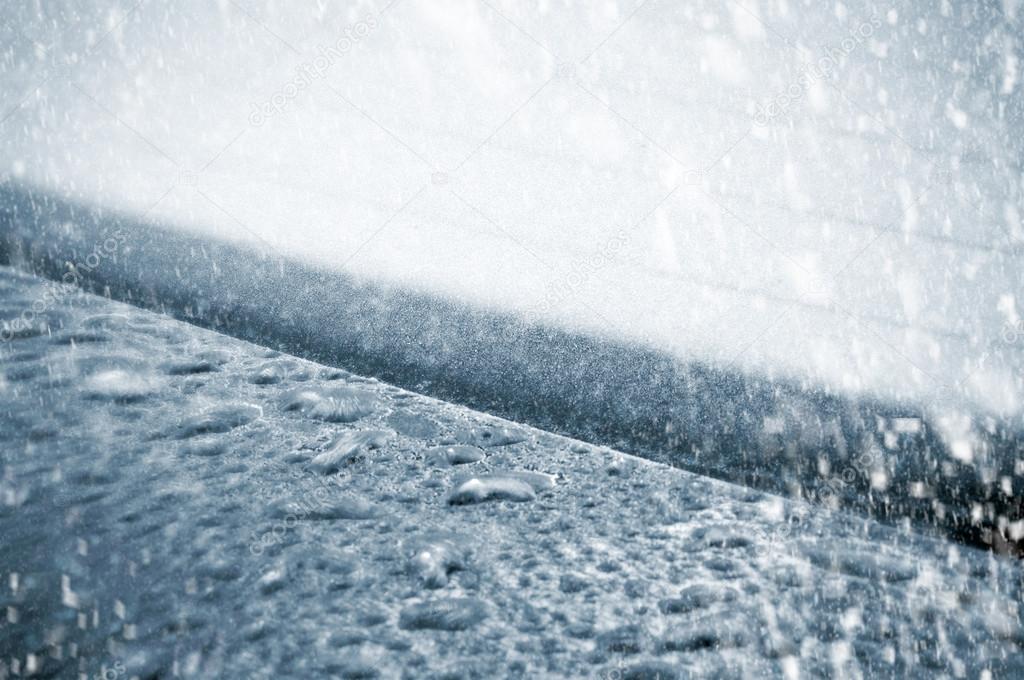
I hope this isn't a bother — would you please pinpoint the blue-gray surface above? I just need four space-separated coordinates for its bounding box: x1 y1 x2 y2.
1 0 1023 554
2 184 1022 556
1 266 1023 679
2 1 1024 675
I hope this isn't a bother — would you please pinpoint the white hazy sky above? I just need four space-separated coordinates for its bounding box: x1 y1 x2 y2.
2 0 1022 430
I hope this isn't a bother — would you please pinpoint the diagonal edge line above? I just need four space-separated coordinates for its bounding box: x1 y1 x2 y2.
575 81 687 169
200 128 248 173
476 0 558 59
576 61 751 181
830 299 941 385
705 126 753 173
575 297 623 332
91 0 146 52
99 183 176 244
829 165 941 280
717 3 941 284
726 0 921 156
0 75 54 127
0 0 144 124
453 76 555 172
821 77 918 154
561 183 682 326
581 0 654 63
380 0 407 16
943 356 994 408
6 22 50 55
139 184 176 219
338 183 430 269
628 184 681 231
574 82 751 187
454 182 682 331
699 188 814 277
828 227 891 284
566 183 685 333
726 300 799 365
449 192 624 332
725 0 799 50
322 83 436 171
447 188 553 269
228 0 301 55
70 82 179 167
195 188 278 254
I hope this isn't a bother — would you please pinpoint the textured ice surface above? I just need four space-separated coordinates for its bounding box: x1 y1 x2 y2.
3 0 1024 554
0 267 1022 678
309 428 394 473
280 385 378 423
425 444 485 466
446 475 537 505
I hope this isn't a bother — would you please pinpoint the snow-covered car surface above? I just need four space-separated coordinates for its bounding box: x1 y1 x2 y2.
2 0 1024 553
1 266 1022 679
3 177 1024 555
